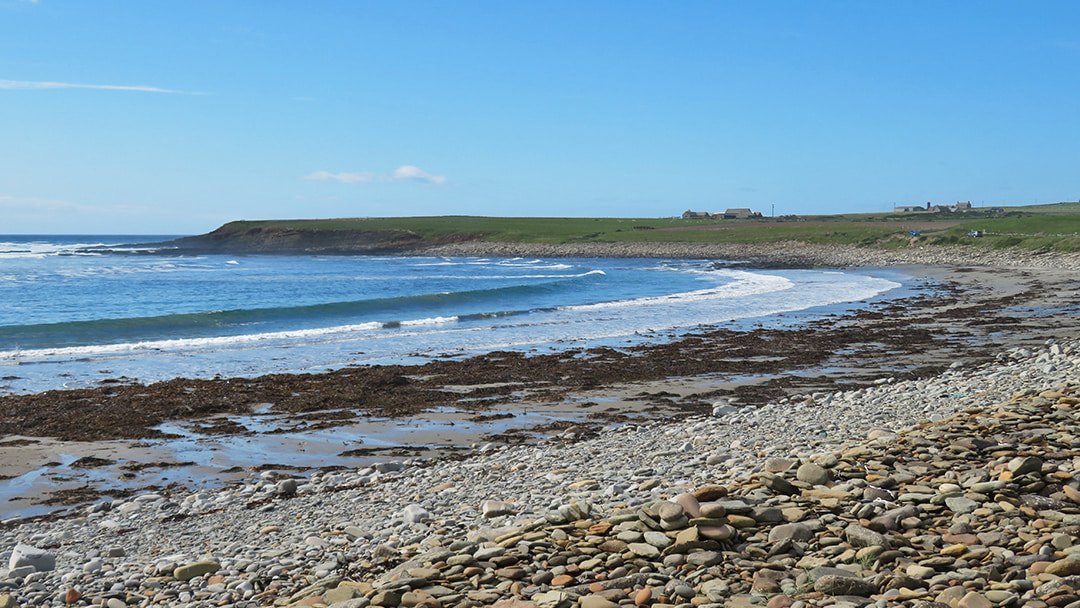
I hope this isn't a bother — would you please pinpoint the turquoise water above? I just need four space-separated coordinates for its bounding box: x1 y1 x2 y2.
0 235 905 394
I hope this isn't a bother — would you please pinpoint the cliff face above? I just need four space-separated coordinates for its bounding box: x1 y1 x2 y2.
166 225 475 255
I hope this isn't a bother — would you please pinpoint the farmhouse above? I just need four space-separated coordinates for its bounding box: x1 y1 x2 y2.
682 210 713 219
895 201 976 213
723 208 762 219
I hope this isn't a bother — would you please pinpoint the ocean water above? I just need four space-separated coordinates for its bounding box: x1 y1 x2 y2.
0 235 907 394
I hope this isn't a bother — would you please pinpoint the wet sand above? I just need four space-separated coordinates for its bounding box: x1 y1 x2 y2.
2 255 1079 521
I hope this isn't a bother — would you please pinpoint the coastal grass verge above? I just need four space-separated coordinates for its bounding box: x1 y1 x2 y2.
197 201 1080 252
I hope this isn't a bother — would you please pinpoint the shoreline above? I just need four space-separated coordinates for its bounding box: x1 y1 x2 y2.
1 244 1079 522
415 240 1080 270
0 296 1078 606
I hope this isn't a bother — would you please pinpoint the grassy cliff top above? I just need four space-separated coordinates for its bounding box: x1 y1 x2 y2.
201 202 1080 252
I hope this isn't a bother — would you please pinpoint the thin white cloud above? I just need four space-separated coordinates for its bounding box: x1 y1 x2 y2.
0 79 202 94
393 165 447 184
303 170 379 184
304 166 447 185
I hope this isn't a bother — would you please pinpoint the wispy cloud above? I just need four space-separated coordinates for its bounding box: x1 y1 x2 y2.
392 165 447 184
304 165 447 185
303 170 378 184
0 79 202 94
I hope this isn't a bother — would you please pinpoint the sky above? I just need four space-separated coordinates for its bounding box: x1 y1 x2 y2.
2 2 1080 235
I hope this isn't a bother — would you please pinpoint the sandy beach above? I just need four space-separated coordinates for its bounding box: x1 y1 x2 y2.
2 243 1079 520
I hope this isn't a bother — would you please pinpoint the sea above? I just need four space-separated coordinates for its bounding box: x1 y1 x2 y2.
0 235 923 518
0 235 912 395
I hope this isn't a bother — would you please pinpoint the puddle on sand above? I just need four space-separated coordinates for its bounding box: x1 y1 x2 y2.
0 406 594 521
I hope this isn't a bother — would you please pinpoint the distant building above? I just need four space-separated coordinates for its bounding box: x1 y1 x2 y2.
895 201 975 214
682 210 713 219
723 208 762 219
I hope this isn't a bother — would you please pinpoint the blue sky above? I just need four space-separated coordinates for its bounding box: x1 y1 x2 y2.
2 1 1079 234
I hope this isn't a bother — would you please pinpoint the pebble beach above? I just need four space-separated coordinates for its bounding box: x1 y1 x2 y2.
4 244 1080 608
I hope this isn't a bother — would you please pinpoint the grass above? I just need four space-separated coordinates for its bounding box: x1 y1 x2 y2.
213 201 1080 252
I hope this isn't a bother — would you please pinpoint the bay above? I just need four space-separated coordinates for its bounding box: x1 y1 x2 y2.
0 235 906 395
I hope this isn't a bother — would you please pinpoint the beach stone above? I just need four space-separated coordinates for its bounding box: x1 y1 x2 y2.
759 472 797 495
492 600 537 608
658 502 684 521
712 402 737 417
481 500 515 518
699 524 734 540
698 502 726 518
82 558 102 573
1064 485 1080 504
871 505 917 531
276 479 298 495
686 550 722 567
905 564 936 579
752 569 787 593
814 575 877 597
769 522 813 543
371 590 403 607
844 525 888 548
533 591 572 608
0 596 15 608
675 493 701 518
1009 456 1043 476
325 586 359 604
945 496 979 514
765 458 795 472
580 596 619 608
957 591 993 608
402 504 430 523
643 531 671 549
8 543 55 572
1045 557 1080 576
692 485 727 501
173 560 220 581
796 462 830 486
628 543 661 558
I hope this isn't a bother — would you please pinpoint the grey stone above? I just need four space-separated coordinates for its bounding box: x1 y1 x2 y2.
844 524 889 548
796 463 830 486
814 575 878 597
769 523 814 543
401 503 430 523
8 544 55 573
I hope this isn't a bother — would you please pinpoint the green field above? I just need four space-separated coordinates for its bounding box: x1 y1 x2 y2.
213 201 1080 252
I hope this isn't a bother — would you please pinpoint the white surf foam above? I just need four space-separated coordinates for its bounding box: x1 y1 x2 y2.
560 269 793 312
